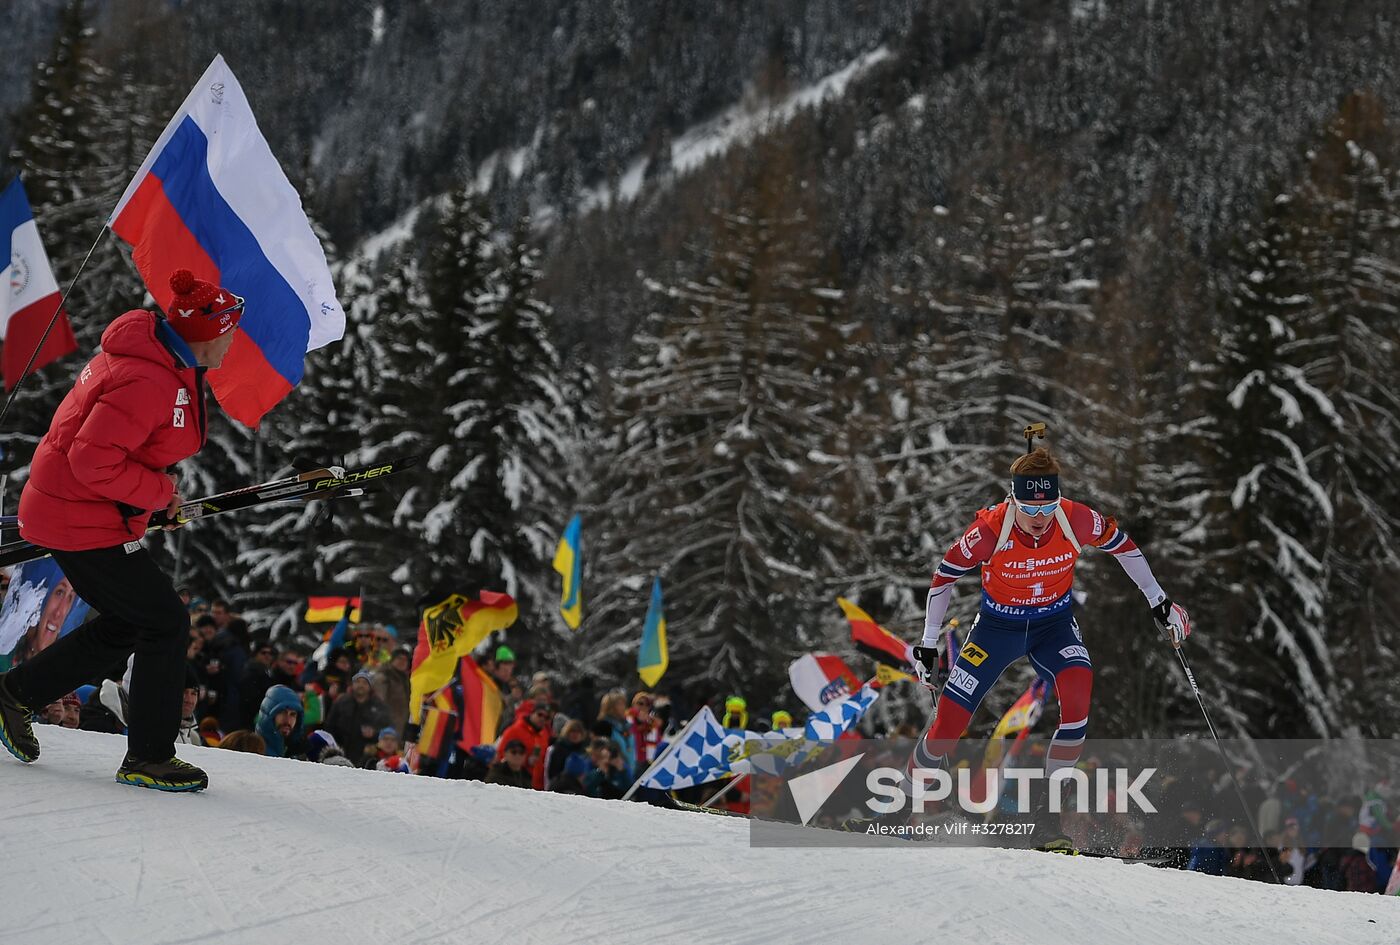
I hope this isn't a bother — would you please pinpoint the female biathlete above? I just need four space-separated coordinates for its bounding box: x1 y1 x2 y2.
911 446 1192 786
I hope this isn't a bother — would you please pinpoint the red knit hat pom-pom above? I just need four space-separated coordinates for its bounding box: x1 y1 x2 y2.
164 268 243 343
169 268 197 296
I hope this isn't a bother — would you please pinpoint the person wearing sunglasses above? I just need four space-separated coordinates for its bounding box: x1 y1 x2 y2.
0 268 243 793
909 445 1190 794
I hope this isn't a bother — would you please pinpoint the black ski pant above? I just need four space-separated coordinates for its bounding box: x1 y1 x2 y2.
7 543 188 761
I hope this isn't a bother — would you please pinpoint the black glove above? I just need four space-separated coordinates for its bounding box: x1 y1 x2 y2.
912 645 941 690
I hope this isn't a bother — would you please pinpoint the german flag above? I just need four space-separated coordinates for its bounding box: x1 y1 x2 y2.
305 595 361 623
454 654 504 751
417 687 458 760
837 597 914 671
408 591 517 726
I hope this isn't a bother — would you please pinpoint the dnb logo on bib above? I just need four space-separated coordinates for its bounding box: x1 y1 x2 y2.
1059 645 1090 663
947 666 979 697
959 642 989 667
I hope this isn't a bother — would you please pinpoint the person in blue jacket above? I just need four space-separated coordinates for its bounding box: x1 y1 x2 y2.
255 685 306 759
1188 819 1231 876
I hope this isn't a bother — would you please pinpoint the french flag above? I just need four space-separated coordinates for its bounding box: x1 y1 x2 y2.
0 178 77 390
108 55 344 427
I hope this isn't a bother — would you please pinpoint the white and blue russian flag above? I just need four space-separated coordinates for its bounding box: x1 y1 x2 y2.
0 177 76 389
108 55 344 426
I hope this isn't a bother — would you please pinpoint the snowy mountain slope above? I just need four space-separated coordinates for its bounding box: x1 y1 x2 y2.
355 45 893 263
1 728 1394 945
575 45 894 214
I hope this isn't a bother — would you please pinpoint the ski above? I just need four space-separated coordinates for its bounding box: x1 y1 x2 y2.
0 455 417 568
0 465 351 537
671 799 744 818
155 463 347 527
1036 845 1169 865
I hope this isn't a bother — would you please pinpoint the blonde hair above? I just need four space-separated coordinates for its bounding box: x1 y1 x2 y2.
1010 447 1061 476
598 691 628 720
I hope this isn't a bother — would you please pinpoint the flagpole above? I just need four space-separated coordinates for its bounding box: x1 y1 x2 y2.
0 226 107 431
621 706 703 802
700 773 747 809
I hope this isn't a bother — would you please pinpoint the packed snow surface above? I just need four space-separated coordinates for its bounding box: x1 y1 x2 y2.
1 727 1394 945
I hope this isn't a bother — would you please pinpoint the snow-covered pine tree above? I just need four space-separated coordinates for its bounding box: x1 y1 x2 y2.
349 248 436 609
1205 202 1342 737
859 192 1100 653
855 333 969 625
366 190 494 602
1069 198 1217 736
538 348 602 672
376 189 577 649
5 0 103 251
942 190 1099 459
586 169 862 695
441 218 576 638
235 244 408 632
1284 92 1400 733
406 191 504 599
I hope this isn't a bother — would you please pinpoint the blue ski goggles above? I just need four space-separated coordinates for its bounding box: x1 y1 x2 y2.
1015 499 1061 518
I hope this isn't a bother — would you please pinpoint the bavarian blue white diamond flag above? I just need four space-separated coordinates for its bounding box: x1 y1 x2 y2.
803 683 879 741
734 683 881 777
636 706 731 791
636 684 879 790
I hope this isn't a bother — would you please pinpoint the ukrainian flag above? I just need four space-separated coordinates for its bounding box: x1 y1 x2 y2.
553 514 582 629
638 577 668 686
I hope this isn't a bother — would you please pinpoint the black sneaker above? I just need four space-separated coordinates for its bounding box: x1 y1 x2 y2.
0 673 39 764
115 754 208 792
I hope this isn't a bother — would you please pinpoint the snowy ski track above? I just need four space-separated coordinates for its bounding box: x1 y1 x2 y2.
0 728 1393 945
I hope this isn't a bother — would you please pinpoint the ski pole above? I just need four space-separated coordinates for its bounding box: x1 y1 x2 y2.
1164 630 1284 885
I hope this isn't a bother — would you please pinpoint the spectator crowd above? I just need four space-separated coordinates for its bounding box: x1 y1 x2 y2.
24 588 1400 896
38 591 775 808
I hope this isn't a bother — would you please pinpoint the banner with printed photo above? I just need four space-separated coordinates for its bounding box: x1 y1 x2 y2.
0 559 92 671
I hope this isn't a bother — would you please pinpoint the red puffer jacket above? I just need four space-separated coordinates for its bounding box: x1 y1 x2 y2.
18 310 208 551
496 699 551 791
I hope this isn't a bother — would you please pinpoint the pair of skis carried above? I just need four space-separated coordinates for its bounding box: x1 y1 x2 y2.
0 455 418 568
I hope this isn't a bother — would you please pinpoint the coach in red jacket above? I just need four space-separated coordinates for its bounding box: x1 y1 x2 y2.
0 269 242 792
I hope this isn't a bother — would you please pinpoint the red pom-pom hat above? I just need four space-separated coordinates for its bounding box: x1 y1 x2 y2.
165 269 244 342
